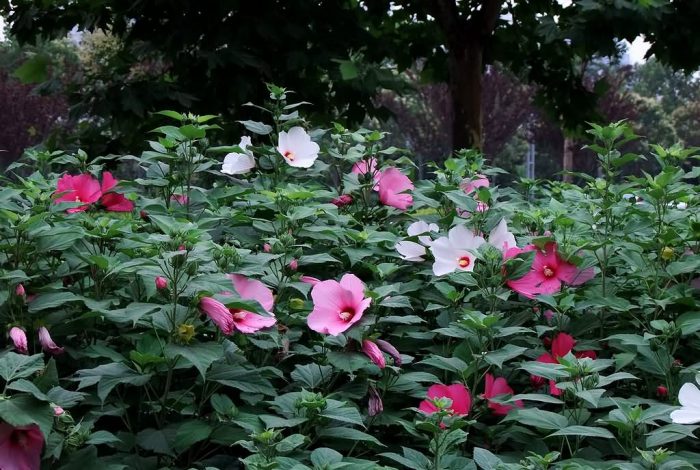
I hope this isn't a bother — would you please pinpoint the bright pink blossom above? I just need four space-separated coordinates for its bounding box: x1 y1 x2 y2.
200 297 235 335
0 423 43 470
38 326 63 355
419 383 471 418
171 194 189 205
505 243 594 298
307 274 371 336
289 259 298 271
531 333 596 395
54 173 102 213
155 276 168 290
484 373 523 416
362 340 386 369
9 327 27 354
376 168 414 210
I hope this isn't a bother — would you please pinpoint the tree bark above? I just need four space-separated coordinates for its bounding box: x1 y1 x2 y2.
562 136 574 182
448 43 483 150
428 0 503 152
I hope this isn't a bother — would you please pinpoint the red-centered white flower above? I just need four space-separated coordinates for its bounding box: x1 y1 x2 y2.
0 423 43 470
407 220 439 246
37 326 63 355
362 340 386 368
222 136 255 175
307 274 371 336
430 225 485 276
396 241 426 261
277 127 320 168
488 218 516 254
9 327 28 354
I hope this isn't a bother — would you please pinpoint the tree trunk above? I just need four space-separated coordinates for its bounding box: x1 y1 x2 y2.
562 136 574 182
449 43 483 151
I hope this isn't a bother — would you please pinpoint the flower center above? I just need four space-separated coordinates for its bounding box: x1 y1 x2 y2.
75 196 82 202
338 308 355 322
543 266 555 278
229 309 247 320
458 256 471 268
283 151 295 161
10 430 28 449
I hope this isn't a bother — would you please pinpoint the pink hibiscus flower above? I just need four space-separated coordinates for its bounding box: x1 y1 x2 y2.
54 174 102 213
0 423 43 470
483 373 523 416
352 157 378 176
419 383 472 420
9 327 27 354
199 276 276 335
505 243 594 298
307 274 371 336
99 172 134 212
460 174 489 194
376 168 414 211
37 327 63 355
531 333 596 395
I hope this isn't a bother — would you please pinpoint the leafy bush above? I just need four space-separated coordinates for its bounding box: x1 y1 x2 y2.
0 86 699 469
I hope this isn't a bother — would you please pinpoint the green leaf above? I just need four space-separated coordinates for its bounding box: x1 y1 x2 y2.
74 363 152 403
13 54 50 83
173 420 212 453
238 120 273 135
472 447 504 470
165 342 222 379
28 292 80 312
646 424 700 447
320 401 365 427
0 353 44 383
503 409 569 430
319 427 384 446
275 434 306 453
0 395 54 438
86 430 122 445
509 394 564 405
290 364 333 389
326 351 368 373
418 355 468 373
154 110 185 121
519 361 569 379
311 447 344 467
484 345 528 368
548 426 615 439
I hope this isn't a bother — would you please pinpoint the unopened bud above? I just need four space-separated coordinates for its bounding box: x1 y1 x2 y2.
155 276 168 290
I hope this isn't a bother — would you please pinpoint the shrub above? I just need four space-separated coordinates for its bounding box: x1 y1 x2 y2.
0 86 699 469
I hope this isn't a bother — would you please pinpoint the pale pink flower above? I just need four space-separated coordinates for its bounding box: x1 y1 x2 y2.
483 373 522 416
9 327 27 354
222 136 255 175
155 276 168 290
200 297 235 335
460 175 489 194
0 423 43 470
226 275 277 333
351 157 377 176
419 384 471 420
300 276 321 286
53 406 64 416
38 326 63 355
488 218 516 254
307 274 371 335
395 241 426 261
430 225 486 276
263 243 272 253
362 340 386 368
376 168 414 210
277 127 320 168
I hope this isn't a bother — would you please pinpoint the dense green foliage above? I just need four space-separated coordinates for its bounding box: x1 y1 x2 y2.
0 88 699 468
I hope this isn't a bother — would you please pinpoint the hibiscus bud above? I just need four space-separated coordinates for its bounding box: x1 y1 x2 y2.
661 246 674 261
140 210 150 221
263 243 272 253
53 406 65 416
362 340 386 369
178 244 186 251
530 375 546 388
9 327 28 354
38 326 64 355
331 194 353 207
155 276 168 290
542 336 552 348
368 385 383 416
376 339 402 367
178 324 195 343
288 258 298 271
656 385 668 398
15 284 25 297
